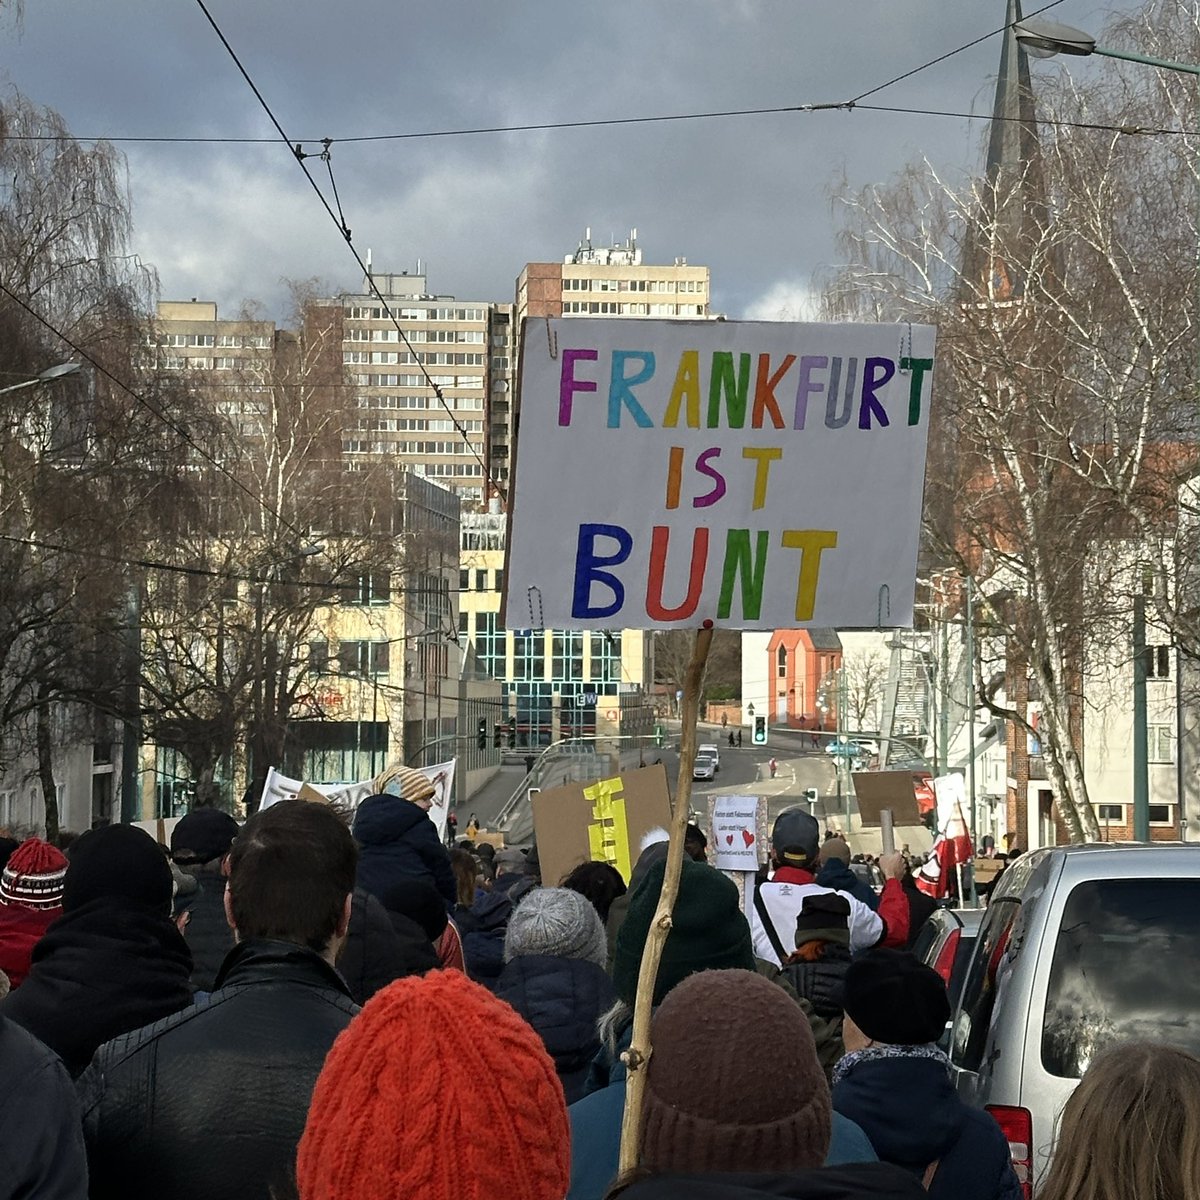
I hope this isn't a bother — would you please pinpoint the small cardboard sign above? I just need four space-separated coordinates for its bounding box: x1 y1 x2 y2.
531 763 672 886
851 770 923 826
710 794 767 872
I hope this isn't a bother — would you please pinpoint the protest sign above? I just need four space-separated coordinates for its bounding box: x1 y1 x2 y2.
531 763 672 886
258 759 457 840
709 794 767 872
851 770 923 827
505 318 936 630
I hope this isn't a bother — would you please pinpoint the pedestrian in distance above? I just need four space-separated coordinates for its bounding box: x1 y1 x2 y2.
769 757 778 779
721 712 728 728
737 729 743 746
1038 1042 1200 1200
728 730 736 747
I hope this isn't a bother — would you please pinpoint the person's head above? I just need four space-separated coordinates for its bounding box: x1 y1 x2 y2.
494 846 527 877
817 837 851 869
296 971 569 1200
638 970 831 1176
504 886 607 968
225 801 357 960
684 822 708 863
0 836 20 873
771 808 820 871
378 877 448 943
523 843 542 884
0 837 68 910
474 841 496 863
373 766 437 813
63 825 173 917
794 892 851 952
559 860 627 925
1039 1043 1200 1200
612 859 755 1007
449 847 478 908
841 949 950 1052
170 806 239 868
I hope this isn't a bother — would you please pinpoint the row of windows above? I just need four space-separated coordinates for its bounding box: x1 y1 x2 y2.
352 373 484 389
464 615 623 685
355 418 483 433
354 395 485 411
1096 801 1176 824
563 277 705 293
389 440 479 455
460 567 504 593
158 332 272 349
343 351 486 367
345 329 486 344
419 462 483 477
561 301 706 317
345 305 487 322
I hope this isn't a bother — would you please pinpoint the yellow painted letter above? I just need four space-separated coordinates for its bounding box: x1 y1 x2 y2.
781 530 838 621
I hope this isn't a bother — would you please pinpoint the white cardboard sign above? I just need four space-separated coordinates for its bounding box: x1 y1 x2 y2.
505 318 936 630
711 794 764 872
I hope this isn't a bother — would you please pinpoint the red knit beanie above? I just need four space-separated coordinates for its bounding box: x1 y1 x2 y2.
296 970 570 1200
0 838 68 909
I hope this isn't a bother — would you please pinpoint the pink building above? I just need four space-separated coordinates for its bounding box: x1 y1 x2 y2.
765 629 843 729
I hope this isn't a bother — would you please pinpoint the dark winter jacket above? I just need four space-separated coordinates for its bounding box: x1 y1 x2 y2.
833 1050 1022 1200
176 866 233 992
337 886 438 1004
463 874 533 989
567 1085 883 1200
817 860 879 911
779 943 853 1020
611 1165 927 1200
0 1014 88 1199
79 939 359 1200
495 953 615 1104
901 876 939 950
0 897 193 1077
353 795 457 908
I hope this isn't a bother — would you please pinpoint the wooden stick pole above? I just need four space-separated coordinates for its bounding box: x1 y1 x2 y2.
618 624 714 1174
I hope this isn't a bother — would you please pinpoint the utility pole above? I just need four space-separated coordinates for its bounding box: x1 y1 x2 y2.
966 575 977 848
1133 591 1150 841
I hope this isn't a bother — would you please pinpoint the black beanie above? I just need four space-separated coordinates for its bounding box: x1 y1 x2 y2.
63 824 175 915
171 807 239 865
794 892 851 948
612 858 755 1007
842 949 951 1045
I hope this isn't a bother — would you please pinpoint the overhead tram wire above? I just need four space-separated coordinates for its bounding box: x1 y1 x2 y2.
192 0 506 503
0 280 313 549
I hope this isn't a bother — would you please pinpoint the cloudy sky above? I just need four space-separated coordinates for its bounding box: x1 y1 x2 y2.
2 0 1115 322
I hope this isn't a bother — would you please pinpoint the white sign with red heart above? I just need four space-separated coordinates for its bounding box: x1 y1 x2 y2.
711 794 763 872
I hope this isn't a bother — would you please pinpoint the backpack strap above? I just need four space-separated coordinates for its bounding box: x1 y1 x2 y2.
922 1159 940 1191
753 882 790 963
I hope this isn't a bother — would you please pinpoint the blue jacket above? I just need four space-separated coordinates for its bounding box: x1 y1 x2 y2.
462 876 532 989
494 954 615 1104
353 795 456 909
816 860 879 911
833 1054 1021 1200
568 1084 879 1200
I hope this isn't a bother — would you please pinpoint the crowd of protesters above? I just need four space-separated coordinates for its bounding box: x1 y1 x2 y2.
0 772 1196 1199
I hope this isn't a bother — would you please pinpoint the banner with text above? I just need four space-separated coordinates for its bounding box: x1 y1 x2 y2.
505 318 936 630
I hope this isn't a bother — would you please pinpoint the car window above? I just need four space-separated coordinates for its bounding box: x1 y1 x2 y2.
910 918 943 964
951 897 1022 1072
1042 878 1200 1078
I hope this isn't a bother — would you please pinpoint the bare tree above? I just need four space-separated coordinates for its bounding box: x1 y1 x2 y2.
843 648 887 730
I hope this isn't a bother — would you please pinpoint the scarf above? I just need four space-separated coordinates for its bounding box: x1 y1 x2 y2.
832 1041 949 1088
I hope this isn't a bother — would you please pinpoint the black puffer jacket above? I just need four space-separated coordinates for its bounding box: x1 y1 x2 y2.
177 866 234 992
614 1165 927 1200
495 954 615 1103
0 1014 88 1199
353 795 457 907
779 943 854 1019
337 886 438 1004
0 897 193 1077
79 939 359 1200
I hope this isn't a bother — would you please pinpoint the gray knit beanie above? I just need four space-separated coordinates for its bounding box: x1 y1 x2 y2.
503 886 607 967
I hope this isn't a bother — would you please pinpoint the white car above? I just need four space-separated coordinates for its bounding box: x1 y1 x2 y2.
698 743 721 770
692 754 717 781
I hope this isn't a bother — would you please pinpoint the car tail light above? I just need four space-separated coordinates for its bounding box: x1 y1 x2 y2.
986 1105 1033 1199
932 928 960 985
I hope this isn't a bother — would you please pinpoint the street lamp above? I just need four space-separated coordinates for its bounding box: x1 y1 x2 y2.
1016 17 1198 843
0 362 82 397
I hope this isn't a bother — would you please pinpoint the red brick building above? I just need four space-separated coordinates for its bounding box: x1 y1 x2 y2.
765 629 843 729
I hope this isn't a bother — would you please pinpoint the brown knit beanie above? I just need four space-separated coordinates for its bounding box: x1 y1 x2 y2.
640 969 832 1174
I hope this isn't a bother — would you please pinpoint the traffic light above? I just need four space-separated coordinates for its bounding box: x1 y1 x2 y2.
803 787 819 811
476 717 487 750
492 721 502 749
507 716 517 748
654 723 664 748
752 715 768 745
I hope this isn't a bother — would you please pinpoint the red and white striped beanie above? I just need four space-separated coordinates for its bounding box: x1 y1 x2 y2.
0 838 68 909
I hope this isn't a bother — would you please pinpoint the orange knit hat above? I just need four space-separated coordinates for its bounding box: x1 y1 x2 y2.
296 969 570 1200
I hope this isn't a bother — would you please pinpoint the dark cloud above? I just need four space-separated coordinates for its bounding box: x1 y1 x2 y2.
1 0 1106 319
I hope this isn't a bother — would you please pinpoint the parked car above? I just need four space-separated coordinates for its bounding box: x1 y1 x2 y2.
692 754 716 781
697 743 721 771
948 843 1200 1197
824 738 862 759
911 906 984 1014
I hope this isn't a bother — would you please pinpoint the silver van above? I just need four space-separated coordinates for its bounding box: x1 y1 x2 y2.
947 843 1200 1197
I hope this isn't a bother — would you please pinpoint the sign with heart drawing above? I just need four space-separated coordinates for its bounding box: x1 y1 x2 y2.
710 794 766 872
